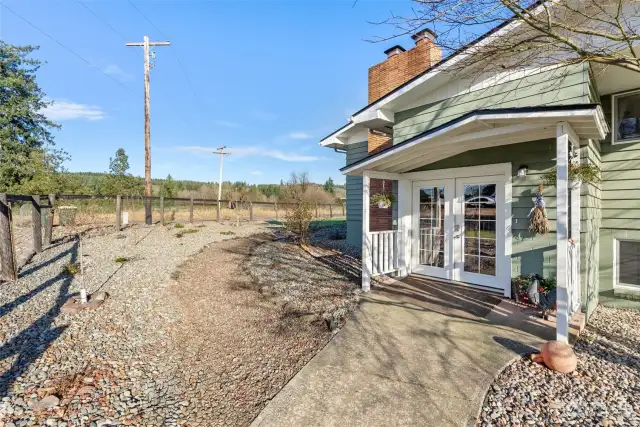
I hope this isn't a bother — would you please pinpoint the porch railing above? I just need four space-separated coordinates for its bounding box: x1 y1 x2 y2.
567 239 581 315
369 230 400 276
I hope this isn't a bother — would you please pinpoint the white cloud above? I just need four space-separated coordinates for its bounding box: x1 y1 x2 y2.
250 110 278 122
41 100 105 121
288 131 313 140
214 120 241 128
104 64 133 82
175 145 322 162
250 171 263 175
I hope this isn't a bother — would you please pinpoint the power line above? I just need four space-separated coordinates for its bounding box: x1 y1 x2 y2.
75 0 130 45
126 0 206 110
73 0 196 129
1 3 142 98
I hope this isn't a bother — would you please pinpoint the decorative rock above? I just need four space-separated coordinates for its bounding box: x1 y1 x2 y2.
92 291 109 302
33 395 60 411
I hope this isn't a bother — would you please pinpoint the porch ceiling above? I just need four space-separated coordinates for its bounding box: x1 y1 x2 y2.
341 105 608 176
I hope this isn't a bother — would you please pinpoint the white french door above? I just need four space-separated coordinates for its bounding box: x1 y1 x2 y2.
411 179 455 280
412 174 507 290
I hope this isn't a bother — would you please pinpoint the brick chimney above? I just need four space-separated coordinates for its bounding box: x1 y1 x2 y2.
366 29 441 233
367 28 441 154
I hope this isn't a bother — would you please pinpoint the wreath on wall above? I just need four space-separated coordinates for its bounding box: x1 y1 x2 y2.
529 184 549 235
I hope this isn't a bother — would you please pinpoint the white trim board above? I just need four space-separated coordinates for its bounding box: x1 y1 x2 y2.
342 108 606 176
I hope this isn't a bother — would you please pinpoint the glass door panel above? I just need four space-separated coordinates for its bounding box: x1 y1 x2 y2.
461 183 497 276
412 179 454 279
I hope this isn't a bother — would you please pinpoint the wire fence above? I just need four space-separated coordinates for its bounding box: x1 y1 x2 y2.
0 193 346 281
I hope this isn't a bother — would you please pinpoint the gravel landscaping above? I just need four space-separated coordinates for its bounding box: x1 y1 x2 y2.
0 222 263 426
478 305 640 426
0 221 360 426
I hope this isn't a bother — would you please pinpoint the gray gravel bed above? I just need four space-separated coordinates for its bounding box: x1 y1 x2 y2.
0 221 265 426
246 240 360 328
478 305 640 426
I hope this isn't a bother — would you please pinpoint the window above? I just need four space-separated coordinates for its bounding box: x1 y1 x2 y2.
615 239 640 289
612 90 640 144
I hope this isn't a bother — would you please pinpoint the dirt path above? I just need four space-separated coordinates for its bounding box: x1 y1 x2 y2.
164 235 339 426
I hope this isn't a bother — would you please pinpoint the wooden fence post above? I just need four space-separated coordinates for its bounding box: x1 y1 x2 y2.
249 202 254 222
274 202 278 221
160 197 164 225
31 195 42 254
44 194 55 245
116 195 122 231
315 202 319 218
216 203 220 222
329 204 333 218
189 196 194 223
0 193 17 281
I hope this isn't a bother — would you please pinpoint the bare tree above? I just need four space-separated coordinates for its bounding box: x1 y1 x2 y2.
372 0 640 76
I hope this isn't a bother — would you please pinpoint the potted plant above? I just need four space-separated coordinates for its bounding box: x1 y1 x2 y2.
542 163 600 189
371 193 395 209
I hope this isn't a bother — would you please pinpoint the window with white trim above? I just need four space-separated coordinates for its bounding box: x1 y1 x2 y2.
612 90 640 144
615 239 640 289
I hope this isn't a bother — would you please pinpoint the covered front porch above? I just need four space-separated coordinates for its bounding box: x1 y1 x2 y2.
343 106 608 343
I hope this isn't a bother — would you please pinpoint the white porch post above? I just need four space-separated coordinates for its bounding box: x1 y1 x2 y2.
556 122 572 343
397 178 412 276
570 142 582 313
362 171 372 291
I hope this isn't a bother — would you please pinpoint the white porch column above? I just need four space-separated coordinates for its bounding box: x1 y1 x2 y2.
362 171 372 291
397 179 412 277
556 122 572 343
570 142 583 314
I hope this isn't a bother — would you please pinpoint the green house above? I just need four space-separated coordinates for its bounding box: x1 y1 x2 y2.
321 26 640 343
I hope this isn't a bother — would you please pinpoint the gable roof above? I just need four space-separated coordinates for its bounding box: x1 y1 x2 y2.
321 1 545 146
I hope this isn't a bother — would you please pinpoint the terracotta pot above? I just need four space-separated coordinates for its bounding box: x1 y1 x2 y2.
535 340 578 373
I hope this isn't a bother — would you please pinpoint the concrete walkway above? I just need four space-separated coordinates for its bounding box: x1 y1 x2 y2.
251 278 553 427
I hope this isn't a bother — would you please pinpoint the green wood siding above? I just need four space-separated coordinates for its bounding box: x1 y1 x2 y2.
595 93 640 307
393 64 591 144
580 138 602 319
346 141 368 247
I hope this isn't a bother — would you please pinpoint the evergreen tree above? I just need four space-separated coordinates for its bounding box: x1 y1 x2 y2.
160 174 175 198
323 177 335 194
0 42 68 192
109 148 130 175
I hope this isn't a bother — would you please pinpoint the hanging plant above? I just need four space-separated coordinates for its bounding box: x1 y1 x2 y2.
529 184 550 235
541 163 601 188
370 193 395 209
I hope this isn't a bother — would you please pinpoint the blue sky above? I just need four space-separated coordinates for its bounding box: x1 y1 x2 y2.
1 0 422 185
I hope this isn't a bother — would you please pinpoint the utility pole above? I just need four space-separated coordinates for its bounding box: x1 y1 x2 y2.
126 36 170 225
214 146 231 216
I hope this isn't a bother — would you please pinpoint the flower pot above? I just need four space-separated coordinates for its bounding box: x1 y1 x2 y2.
377 201 390 209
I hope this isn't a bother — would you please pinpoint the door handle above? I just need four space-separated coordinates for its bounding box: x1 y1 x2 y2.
453 224 462 238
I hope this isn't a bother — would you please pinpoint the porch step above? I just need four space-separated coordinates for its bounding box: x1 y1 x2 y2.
486 299 586 344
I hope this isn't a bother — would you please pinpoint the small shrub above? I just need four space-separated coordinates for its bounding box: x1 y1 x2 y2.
284 200 313 243
175 223 185 229
63 263 80 276
220 231 236 236
195 224 207 228
114 257 128 263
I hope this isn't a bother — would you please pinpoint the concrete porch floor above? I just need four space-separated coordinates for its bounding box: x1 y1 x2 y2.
251 276 581 427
